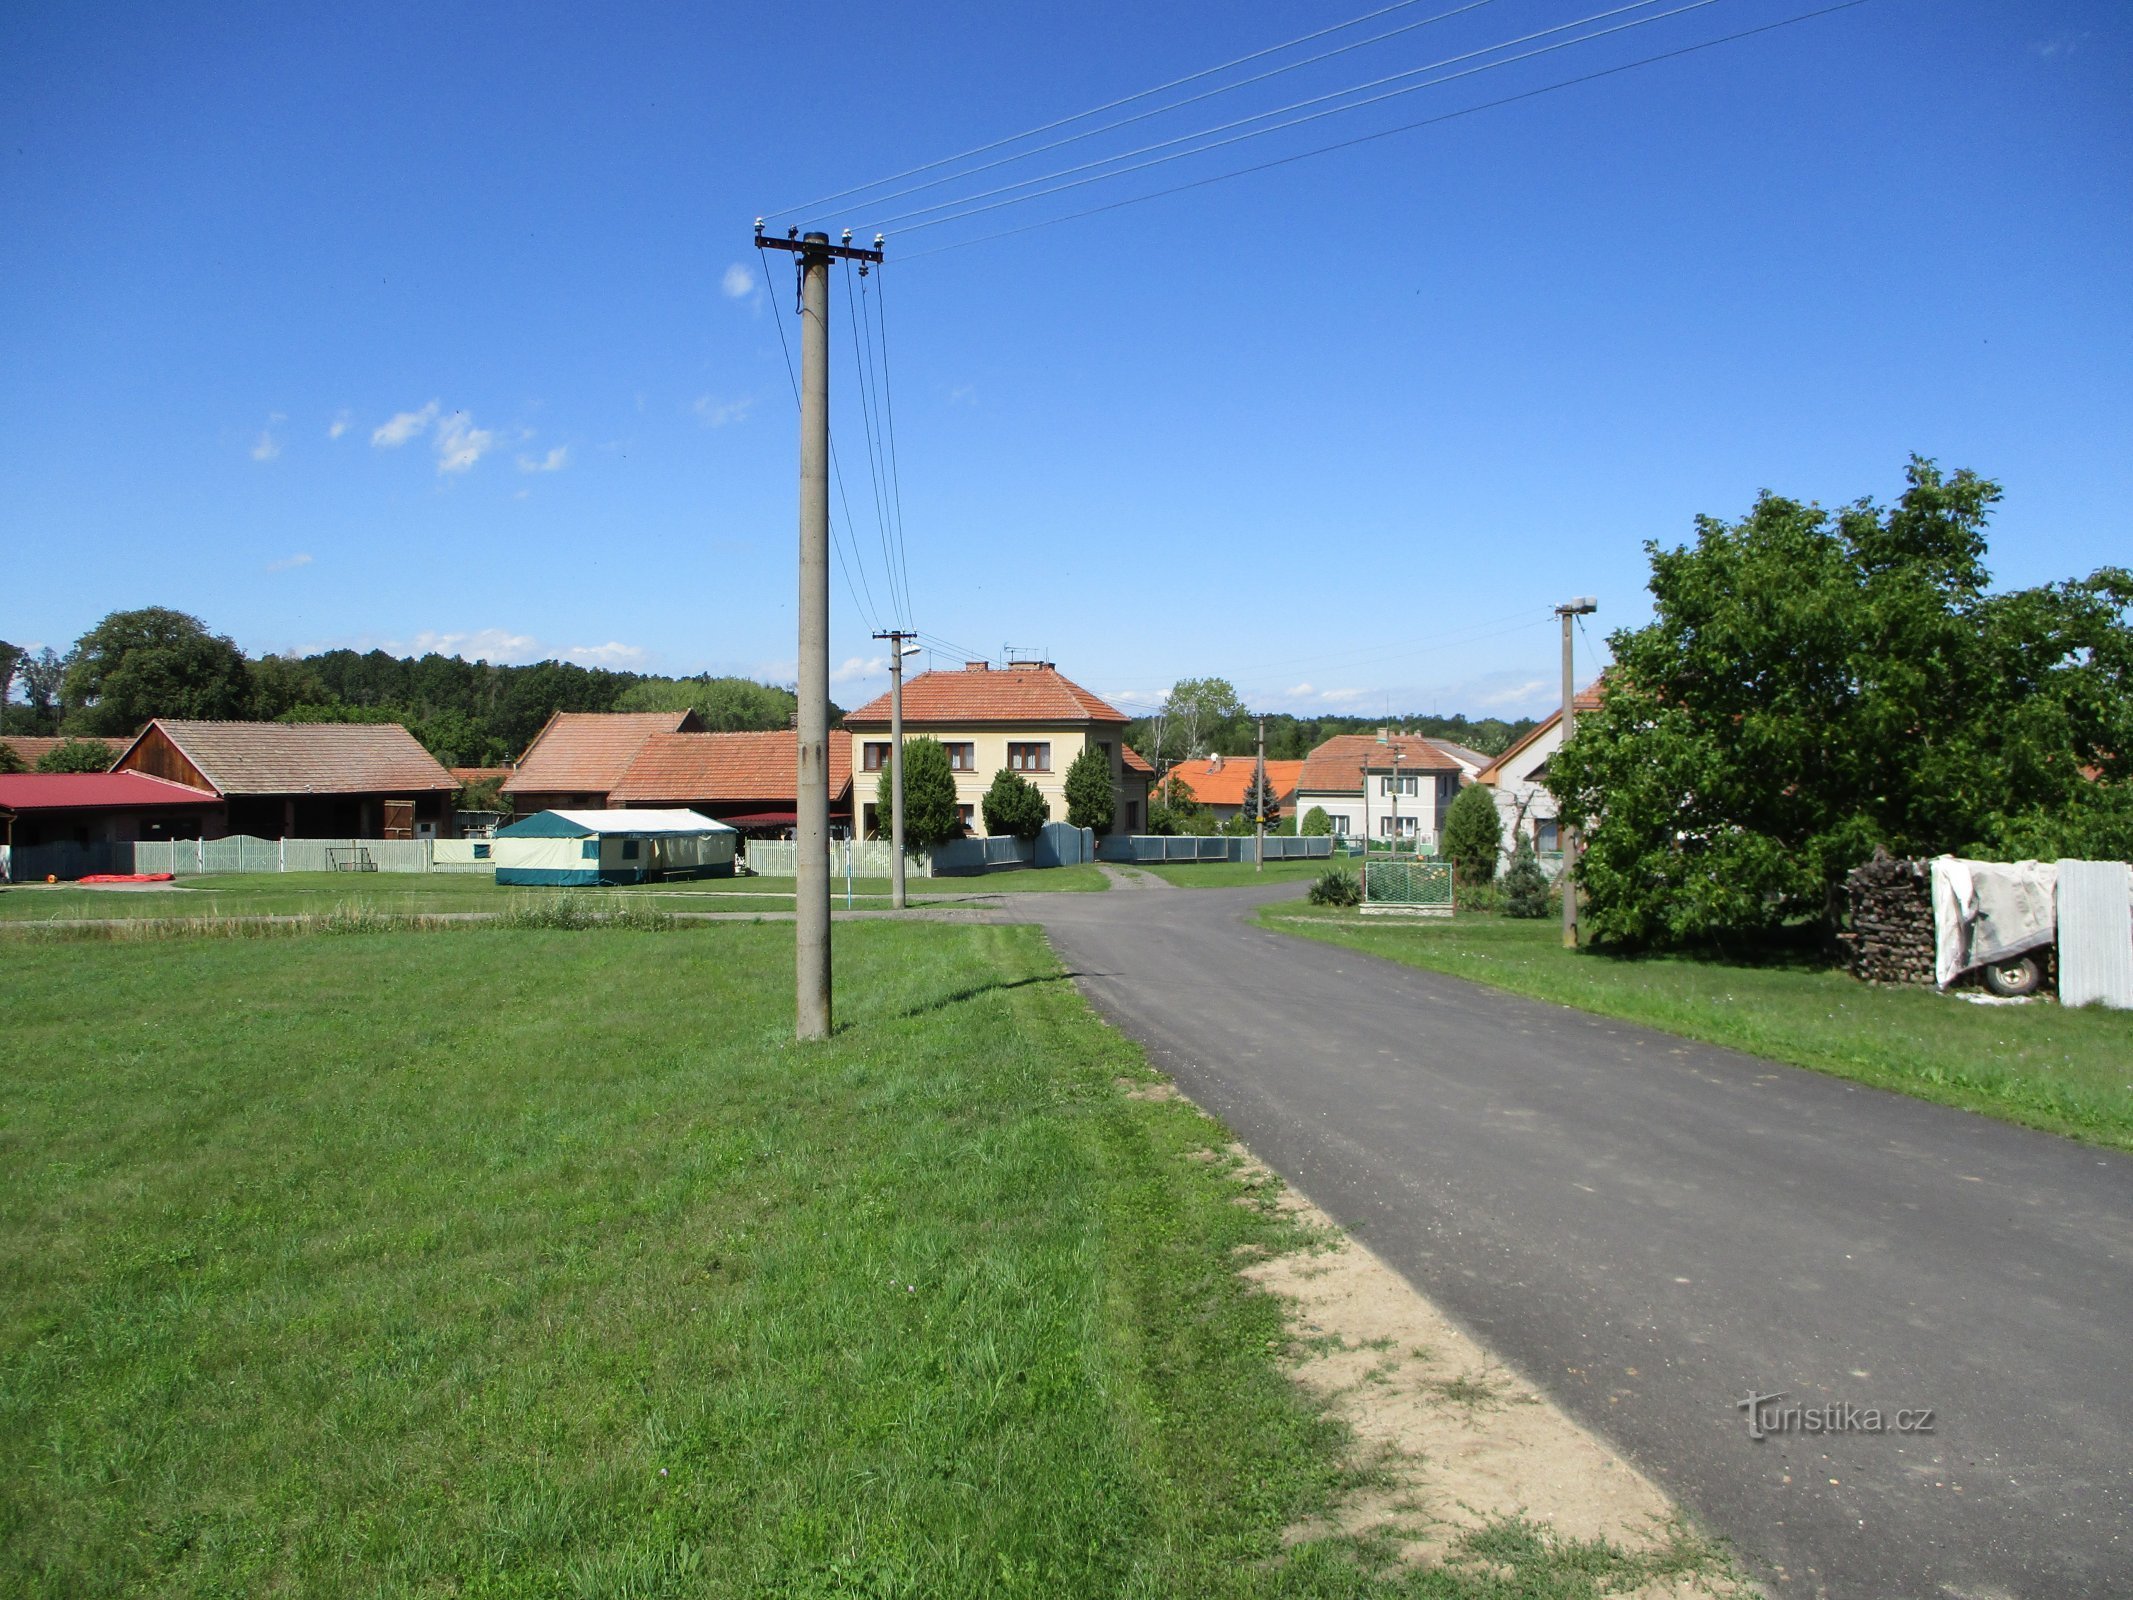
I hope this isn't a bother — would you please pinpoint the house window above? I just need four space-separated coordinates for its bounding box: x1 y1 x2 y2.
1379 815 1418 838
1124 799 1139 831
863 803 880 837
1379 774 1418 796
1008 742 1050 773
621 839 641 860
1095 741 1112 765
946 742 975 771
957 803 975 828
862 741 893 772
1535 818 1560 851
1330 815 1351 836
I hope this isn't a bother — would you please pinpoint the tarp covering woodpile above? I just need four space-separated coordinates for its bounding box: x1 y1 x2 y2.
492 809 736 886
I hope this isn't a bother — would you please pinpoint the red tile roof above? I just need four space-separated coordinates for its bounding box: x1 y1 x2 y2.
0 772 222 813
450 767 513 786
122 720 456 795
502 712 697 795
0 736 121 770
611 730 853 805
1295 734 1462 795
844 664 1128 728
1158 756 1305 808
1122 744 1154 776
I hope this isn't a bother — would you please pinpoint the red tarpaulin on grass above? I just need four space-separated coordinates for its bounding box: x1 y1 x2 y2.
77 873 176 884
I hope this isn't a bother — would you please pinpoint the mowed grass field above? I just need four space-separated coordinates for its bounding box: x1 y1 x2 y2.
0 918 1712 1598
0 864 1105 923
1266 907 2133 1150
1136 857 1337 889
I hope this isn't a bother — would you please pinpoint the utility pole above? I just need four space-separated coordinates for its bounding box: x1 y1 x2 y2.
873 629 919 909
1555 596 1598 949
1254 714 1266 873
757 222 884 1040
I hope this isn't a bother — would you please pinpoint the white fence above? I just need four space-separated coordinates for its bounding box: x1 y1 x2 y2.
5 835 489 882
740 824 1095 879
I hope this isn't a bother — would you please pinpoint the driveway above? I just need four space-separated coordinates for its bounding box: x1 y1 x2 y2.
997 879 2133 1599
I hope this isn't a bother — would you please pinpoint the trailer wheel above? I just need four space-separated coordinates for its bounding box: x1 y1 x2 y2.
1982 955 2043 998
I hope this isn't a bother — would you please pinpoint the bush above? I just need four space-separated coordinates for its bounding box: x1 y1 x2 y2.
1502 841 1550 919
981 768 1048 840
1440 782 1502 887
882 737 965 846
1299 806 1332 837
1307 867 1361 908
0 741 25 774
1063 744 1115 833
1457 879 1504 915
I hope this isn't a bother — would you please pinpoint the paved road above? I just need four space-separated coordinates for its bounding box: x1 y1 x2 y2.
1000 879 2133 1599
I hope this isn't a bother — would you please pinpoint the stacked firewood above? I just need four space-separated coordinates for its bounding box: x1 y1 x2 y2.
1840 849 1934 986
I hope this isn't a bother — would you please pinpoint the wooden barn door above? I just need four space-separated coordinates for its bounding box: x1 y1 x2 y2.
382 799 415 840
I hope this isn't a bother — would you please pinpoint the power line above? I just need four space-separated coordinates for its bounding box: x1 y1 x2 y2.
762 0 1462 220
896 0 1869 260
876 0 1725 236
842 259 906 625
867 266 918 633
831 0 1503 226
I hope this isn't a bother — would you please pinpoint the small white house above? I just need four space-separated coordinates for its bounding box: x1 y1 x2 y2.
1476 683 1601 872
492 808 737 886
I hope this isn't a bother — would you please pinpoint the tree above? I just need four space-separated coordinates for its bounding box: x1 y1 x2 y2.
0 741 25 774
247 653 332 720
616 675 799 731
1146 772 1214 835
1063 744 1115 833
981 767 1048 840
1440 781 1503 886
35 738 114 773
1299 805 1333 837
888 737 963 847
0 641 20 722
1551 457 2133 945
1501 840 1550 918
1239 764 1283 833
1152 677 1246 765
61 608 249 735
11 647 67 735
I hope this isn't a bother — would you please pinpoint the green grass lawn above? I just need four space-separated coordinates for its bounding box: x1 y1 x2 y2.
0 863 1104 923
1265 907 2133 1150
1 918 1728 1597
1137 857 1337 889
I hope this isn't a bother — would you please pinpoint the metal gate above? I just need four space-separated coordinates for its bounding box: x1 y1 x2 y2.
1364 858 1453 914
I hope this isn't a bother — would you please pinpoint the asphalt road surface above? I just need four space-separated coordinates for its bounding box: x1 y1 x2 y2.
1001 878 2132 1599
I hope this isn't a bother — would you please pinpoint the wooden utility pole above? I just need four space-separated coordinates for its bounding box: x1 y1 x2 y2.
1555 596 1597 949
756 223 884 1040
873 629 918 910
1254 714 1266 873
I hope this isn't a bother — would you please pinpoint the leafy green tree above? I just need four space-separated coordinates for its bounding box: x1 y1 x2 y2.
1062 744 1115 833
0 641 20 719
61 608 250 735
247 653 333 720
1151 677 1246 765
616 675 800 731
8 647 67 735
34 738 114 773
0 741 25 773
981 768 1048 840
1299 805 1333 837
1146 772 1215 835
1551 457 2133 945
456 773 508 813
1440 781 1503 887
1501 840 1550 918
890 737 963 847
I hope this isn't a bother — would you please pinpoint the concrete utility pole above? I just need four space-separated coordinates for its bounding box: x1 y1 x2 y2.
757 222 884 1040
1254 714 1267 873
1556 596 1598 949
874 630 919 910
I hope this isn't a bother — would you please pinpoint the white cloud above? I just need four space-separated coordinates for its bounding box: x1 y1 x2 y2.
694 394 756 429
408 628 540 664
1476 678 1549 708
328 409 352 439
831 655 887 686
516 445 570 473
2033 31 2089 59
1286 682 1314 698
721 263 756 299
947 384 977 405
373 400 440 447
434 411 497 474
1318 687 1368 705
250 430 281 462
566 641 649 668
265 552 313 573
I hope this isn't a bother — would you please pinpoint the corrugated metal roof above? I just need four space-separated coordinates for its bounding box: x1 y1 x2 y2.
497 807 735 838
0 771 222 812
123 721 456 796
502 712 697 794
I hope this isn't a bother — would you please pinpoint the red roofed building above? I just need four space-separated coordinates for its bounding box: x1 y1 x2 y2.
1157 755 1305 826
842 661 1152 836
610 730 855 835
113 719 459 839
1476 680 1606 861
0 735 122 771
1291 732 1466 846
501 711 702 816
0 771 225 861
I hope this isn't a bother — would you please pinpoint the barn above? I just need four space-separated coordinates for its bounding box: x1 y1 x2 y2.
491 809 737 886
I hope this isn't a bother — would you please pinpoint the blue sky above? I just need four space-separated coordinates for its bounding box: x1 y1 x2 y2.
3 0 2126 723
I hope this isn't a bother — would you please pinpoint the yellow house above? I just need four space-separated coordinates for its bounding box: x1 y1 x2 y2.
842 661 1153 838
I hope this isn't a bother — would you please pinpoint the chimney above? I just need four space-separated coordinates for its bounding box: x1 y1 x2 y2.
1210 753 1223 772
965 661 988 671
1378 727 1389 742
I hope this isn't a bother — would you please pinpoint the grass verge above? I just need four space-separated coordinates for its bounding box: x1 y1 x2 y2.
0 919 1711 1596
1264 906 2133 1150
1136 858 1337 889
